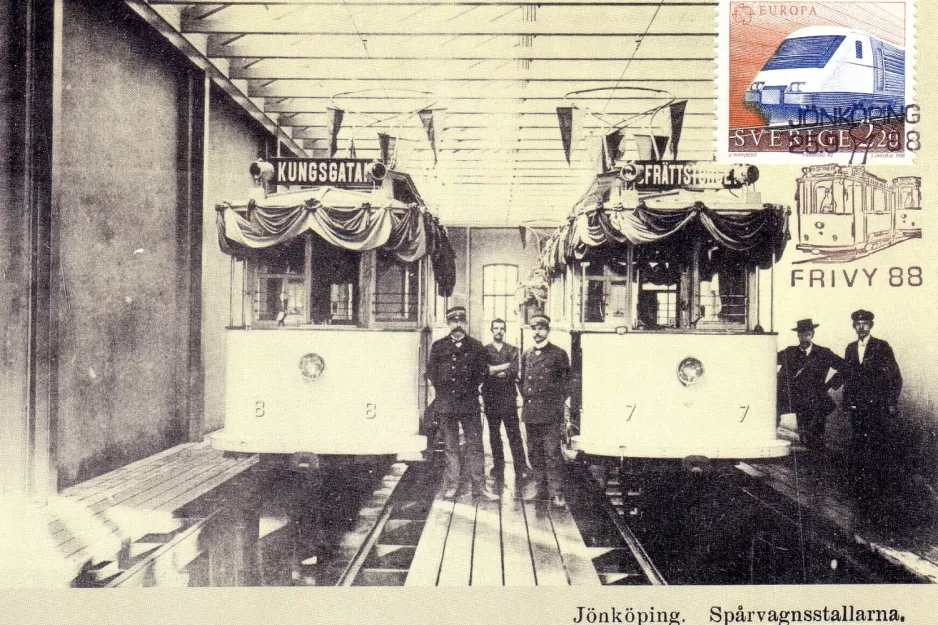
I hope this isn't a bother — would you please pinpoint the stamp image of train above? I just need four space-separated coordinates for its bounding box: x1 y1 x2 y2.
211 160 456 465
209 149 794 472
744 26 905 127
795 164 921 263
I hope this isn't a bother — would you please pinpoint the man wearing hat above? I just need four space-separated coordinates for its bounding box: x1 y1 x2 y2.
427 306 499 501
841 310 903 507
519 314 570 507
777 319 845 450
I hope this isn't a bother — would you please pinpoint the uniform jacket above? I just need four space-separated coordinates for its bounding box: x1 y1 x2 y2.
481 342 519 405
427 334 488 414
519 342 570 424
842 336 902 414
777 344 844 417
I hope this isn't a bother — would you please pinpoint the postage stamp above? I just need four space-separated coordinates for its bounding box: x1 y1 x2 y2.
717 0 917 163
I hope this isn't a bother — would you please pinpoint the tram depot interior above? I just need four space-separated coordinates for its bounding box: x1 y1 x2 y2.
2 0 937 587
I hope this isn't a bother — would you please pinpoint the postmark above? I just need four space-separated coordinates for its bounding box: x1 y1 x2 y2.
717 1 917 163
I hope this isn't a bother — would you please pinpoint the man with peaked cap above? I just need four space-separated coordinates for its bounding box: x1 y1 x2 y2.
840 309 903 512
427 306 499 501
777 319 845 450
519 314 570 507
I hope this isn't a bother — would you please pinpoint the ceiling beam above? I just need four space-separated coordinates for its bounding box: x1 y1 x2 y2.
180 4 714 36
227 58 713 81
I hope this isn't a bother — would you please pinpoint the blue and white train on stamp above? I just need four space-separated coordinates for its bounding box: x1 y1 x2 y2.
745 26 905 127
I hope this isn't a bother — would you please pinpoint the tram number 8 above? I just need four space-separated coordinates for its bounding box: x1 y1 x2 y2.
365 403 377 419
255 400 265 418
888 266 923 287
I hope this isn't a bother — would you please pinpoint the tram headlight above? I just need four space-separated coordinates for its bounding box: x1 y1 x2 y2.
787 82 806 93
299 353 326 382
749 82 765 91
676 357 704 386
815 221 825 229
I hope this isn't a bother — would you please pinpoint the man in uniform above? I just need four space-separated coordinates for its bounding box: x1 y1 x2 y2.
519 315 570 507
481 318 528 485
841 309 903 513
427 306 499 501
777 319 845 450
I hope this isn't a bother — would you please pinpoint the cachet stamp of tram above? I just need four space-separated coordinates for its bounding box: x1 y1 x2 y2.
716 0 918 164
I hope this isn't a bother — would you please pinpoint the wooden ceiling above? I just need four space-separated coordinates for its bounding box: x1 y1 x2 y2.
129 0 717 225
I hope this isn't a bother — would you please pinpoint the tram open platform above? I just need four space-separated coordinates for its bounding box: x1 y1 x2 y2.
739 447 938 583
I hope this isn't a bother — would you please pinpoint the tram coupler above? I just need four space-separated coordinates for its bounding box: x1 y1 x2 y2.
681 455 712 475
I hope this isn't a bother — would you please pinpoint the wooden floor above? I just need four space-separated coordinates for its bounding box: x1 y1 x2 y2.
741 451 938 582
47 440 257 581
405 461 600 586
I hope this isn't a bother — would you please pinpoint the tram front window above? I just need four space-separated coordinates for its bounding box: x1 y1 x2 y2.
584 261 629 323
635 261 678 329
375 251 418 322
698 252 748 326
310 235 359 325
257 238 307 324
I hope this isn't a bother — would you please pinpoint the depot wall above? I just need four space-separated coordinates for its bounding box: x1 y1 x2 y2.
50 0 198 487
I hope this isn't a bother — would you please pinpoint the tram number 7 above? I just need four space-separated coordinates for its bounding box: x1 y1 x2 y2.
739 405 749 423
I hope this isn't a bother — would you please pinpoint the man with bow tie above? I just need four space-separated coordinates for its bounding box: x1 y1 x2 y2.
519 315 570 507
840 309 903 509
427 306 500 501
777 319 845 450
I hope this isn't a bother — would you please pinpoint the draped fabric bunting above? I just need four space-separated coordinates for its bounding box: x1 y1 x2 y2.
216 186 456 296
540 202 790 276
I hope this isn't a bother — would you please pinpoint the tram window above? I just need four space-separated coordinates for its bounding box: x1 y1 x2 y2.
634 261 677 329
872 188 886 212
584 262 630 324
899 187 918 208
814 182 837 213
375 251 418 322
256 237 307 324
309 234 359 325
699 257 747 326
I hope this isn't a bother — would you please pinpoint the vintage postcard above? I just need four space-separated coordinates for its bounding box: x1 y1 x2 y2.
717 0 917 163
2 0 938 623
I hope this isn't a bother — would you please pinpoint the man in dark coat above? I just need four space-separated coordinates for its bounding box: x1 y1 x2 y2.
427 306 499 501
481 318 528 485
777 319 845 450
519 315 570 507
841 309 903 510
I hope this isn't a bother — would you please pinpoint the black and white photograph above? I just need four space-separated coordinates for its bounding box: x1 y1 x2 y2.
1 0 938 623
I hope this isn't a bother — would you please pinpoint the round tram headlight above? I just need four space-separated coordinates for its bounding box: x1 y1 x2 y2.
677 357 704 387
815 221 825 229
299 353 326 382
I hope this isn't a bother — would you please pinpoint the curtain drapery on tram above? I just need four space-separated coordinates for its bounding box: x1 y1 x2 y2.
540 201 790 275
216 186 456 296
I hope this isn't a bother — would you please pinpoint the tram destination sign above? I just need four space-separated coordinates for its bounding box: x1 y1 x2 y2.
269 158 378 187
620 160 759 191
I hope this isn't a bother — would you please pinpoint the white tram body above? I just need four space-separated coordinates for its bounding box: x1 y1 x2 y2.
211 164 454 460
540 161 791 463
796 164 922 254
745 26 906 127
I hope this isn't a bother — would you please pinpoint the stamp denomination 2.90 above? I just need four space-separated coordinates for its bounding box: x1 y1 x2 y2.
717 0 917 163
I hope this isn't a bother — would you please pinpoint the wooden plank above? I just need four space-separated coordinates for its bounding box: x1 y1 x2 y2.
130 457 242 510
500 494 535 586
437 499 476 586
155 455 258 512
112 515 216 588
60 442 203 496
549 505 602 586
405 497 454 587
523 500 568 586
471 499 502 586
